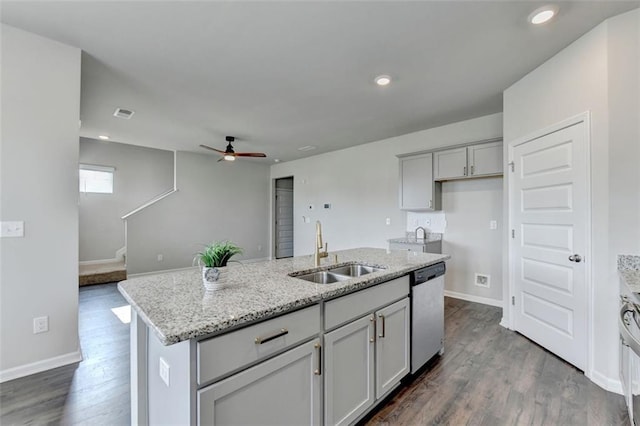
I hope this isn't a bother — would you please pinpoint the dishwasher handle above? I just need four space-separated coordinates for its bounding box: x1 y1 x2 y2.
620 302 640 356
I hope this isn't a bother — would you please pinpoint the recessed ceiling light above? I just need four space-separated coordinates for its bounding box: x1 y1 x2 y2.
529 5 558 25
274 159 281 163
98 135 110 140
375 75 392 86
298 145 317 152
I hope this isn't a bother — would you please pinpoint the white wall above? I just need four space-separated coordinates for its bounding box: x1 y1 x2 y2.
271 113 504 302
126 151 271 275
0 25 82 380
79 137 174 261
503 8 639 391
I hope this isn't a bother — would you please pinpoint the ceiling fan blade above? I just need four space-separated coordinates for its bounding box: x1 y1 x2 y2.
200 144 226 154
235 152 267 158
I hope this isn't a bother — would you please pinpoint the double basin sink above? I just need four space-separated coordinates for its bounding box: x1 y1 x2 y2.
290 263 386 284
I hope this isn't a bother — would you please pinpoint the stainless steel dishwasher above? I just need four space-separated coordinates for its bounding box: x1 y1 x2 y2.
410 262 445 374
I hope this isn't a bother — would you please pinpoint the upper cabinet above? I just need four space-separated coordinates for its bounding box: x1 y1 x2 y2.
399 152 441 211
434 141 503 181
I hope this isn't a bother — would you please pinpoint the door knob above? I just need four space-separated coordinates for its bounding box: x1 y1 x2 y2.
569 254 582 263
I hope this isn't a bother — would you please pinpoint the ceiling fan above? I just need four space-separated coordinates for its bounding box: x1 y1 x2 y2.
200 136 267 162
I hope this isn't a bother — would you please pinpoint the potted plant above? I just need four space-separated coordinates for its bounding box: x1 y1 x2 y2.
195 241 243 291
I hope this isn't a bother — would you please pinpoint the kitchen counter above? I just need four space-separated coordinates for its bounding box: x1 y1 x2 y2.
619 254 640 293
118 247 449 345
388 232 442 245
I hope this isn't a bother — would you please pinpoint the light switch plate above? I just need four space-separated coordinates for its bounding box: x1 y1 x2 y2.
489 220 497 230
1 221 24 238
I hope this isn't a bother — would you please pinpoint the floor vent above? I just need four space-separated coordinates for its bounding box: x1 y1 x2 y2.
475 273 490 288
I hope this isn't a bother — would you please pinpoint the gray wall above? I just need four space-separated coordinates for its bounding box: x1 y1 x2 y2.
503 8 639 390
0 25 81 378
270 113 504 302
79 138 174 261
441 178 503 302
126 151 271 275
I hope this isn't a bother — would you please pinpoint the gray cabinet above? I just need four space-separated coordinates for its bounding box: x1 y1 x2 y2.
388 240 442 254
375 298 410 399
467 141 503 177
433 147 467 181
198 339 322 425
324 297 410 426
324 314 375 426
399 152 441 211
434 140 503 181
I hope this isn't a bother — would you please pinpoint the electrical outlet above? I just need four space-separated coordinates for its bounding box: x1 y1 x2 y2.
475 273 490 288
33 316 49 334
157 254 163 262
490 220 497 230
1 221 24 238
385 218 391 225
257 244 262 252
159 357 170 386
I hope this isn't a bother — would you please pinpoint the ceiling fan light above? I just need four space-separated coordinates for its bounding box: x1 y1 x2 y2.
224 154 236 161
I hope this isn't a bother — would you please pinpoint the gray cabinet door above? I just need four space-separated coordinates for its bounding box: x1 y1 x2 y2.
399 153 435 210
434 147 467 180
198 339 321 426
468 141 503 176
375 298 410 399
324 314 375 426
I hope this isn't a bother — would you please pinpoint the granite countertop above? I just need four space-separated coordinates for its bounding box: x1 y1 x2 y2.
388 233 442 244
619 255 640 293
118 247 450 346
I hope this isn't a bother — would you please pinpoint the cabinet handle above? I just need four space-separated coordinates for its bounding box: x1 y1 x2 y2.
470 165 474 175
370 315 376 342
254 328 288 344
378 314 386 338
463 166 467 176
313 342 322 375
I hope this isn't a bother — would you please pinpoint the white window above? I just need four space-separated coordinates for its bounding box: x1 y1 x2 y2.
79 164 115 194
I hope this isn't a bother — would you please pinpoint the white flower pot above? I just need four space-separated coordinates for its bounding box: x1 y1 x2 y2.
202 267 224 291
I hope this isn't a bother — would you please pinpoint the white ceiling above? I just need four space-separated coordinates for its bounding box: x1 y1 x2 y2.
2 1 638 162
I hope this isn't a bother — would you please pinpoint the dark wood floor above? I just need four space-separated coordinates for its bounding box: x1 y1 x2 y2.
0 286 629 425
0 283 130 425
366 297 629 426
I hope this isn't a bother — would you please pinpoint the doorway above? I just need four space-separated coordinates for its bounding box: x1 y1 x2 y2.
508 114 590 371
274 177 294 259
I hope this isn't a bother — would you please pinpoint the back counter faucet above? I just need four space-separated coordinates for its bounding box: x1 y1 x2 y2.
315 220 328 266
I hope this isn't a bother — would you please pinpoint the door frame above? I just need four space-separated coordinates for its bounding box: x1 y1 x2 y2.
272 176 294 259
506 111 593 376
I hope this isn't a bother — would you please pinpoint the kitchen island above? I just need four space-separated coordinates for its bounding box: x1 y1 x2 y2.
119 247 449 425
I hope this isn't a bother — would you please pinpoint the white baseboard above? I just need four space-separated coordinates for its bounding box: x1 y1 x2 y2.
0 350 83 383
499 317 511 329
80 257 121 266
127 265 197 278
589 368 623 395
444 290 503 308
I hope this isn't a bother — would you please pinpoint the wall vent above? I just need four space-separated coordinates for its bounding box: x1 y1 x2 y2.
474 273 490 288
113 108 135 119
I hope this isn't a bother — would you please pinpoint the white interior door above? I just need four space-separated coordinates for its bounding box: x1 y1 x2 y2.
509 119 589 371
275 188 294 258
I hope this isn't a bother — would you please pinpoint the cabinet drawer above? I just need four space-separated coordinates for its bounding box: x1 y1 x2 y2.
197 304 320 385
324 276 410 331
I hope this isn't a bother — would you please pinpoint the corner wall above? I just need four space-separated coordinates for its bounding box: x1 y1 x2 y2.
126 151 270 275
79 138 174 261
270 113 504 303
502 8 639 390
0 25 82 380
